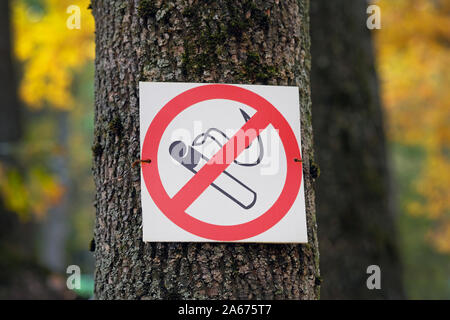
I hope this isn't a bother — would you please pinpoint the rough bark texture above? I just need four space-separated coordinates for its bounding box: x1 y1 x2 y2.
310 0 404 299
92 0 319 299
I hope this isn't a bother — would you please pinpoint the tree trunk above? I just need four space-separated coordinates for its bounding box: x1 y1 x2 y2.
310 0 404 299
0 0 20 142
92 0 319 299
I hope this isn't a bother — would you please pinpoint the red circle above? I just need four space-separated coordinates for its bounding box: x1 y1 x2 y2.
142 84 302 241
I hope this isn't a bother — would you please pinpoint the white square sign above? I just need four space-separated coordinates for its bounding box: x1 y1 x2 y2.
139 82 307 243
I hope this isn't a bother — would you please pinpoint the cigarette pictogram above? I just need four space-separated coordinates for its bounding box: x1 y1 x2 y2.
169 140 257 210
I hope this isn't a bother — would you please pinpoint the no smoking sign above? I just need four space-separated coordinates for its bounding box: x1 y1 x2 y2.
139 82 307 243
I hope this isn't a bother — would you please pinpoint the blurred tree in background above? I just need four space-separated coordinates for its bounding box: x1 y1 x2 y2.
376 0 450 298
0 0 95 298
310 0 403 299
0 0 71 299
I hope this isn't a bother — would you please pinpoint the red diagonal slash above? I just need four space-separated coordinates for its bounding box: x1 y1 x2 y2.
171 111 270 211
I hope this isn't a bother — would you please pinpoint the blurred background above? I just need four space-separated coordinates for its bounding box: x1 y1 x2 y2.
375 0 449 298
0 0 448 299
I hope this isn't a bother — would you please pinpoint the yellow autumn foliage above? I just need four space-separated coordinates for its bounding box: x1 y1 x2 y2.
0 0 95 219
13 0 94 109
376 0 450 252
0 165 64 220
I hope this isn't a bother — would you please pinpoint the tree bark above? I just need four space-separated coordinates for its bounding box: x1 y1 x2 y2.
92 0 319 299
310 0 404 299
